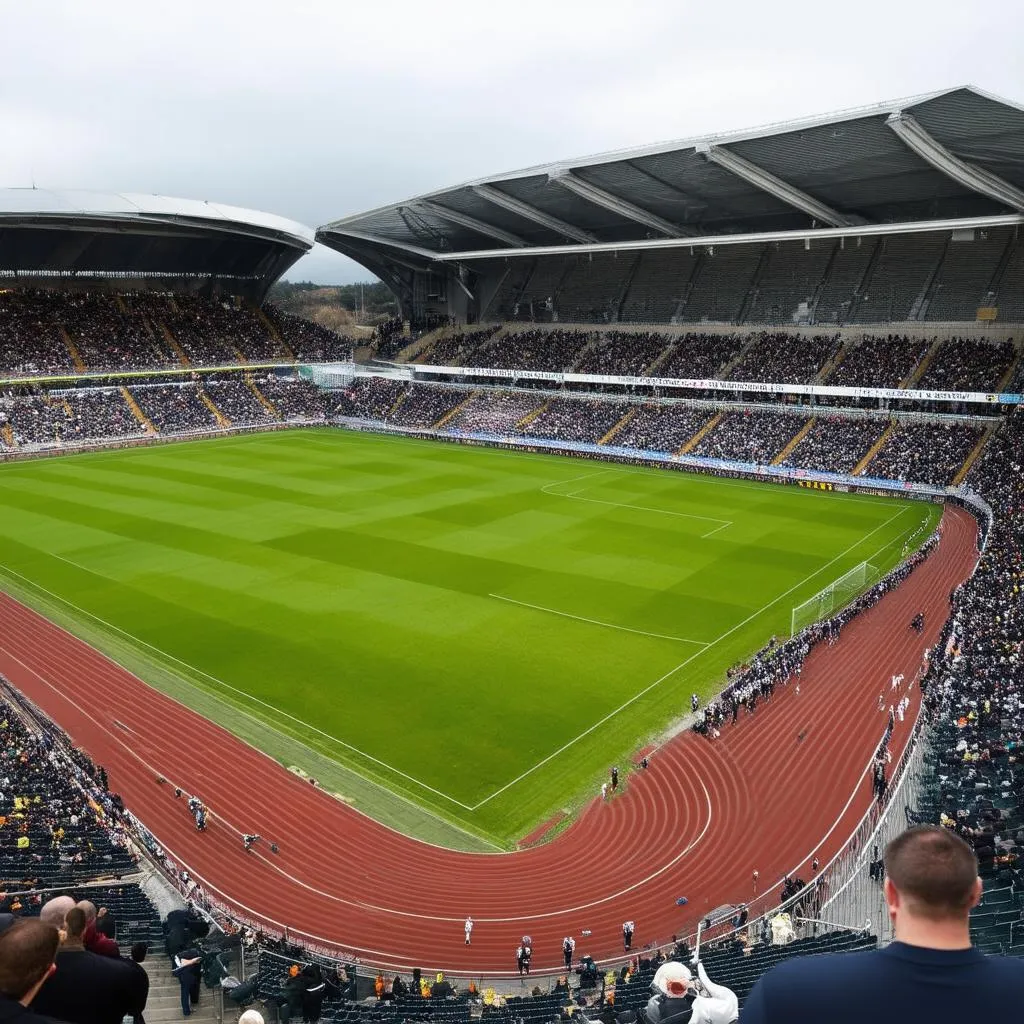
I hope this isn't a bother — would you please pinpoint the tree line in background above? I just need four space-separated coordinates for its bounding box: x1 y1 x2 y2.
268 280 399 332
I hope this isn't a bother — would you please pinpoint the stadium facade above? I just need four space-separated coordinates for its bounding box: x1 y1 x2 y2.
317 86 1024 326
0 188 315 301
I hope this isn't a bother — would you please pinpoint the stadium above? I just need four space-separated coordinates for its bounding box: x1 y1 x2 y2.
0 85 1022 1021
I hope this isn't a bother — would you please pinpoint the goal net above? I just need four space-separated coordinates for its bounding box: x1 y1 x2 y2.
790 560 878 637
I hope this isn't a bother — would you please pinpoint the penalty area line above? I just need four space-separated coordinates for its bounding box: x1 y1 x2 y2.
474 502 914 809
488 594 709 647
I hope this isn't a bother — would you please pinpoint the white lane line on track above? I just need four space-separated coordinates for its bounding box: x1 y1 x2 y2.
488 594 710 646
0 560 479 816
0 595 504 855
472 501 915 809
0 636 715 925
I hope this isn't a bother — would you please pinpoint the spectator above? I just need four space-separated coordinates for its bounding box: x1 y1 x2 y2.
742 825 1024 1022
76 900 119 959
33 900 149 1024
0 919 62 1024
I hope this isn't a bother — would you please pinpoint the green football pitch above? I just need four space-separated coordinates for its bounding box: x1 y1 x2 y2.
0 428 939 850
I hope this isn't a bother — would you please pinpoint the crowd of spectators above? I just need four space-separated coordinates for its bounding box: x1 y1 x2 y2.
725 333 840 385
690 410 809 464
373 316 406 359
203 378 276 425
612 404 714 454
0 692 135 884
519 397 625 444
867 421 983 485
0 290 76 376
129 384 218 434
781 416 888 475
258 376 331 421
265 308 355 363
461 328 597 371
0 289 363 377
653 332 745 380
917 337 1017 392
827 335 931 389
695 532 939 741
918 415 1024 889
573 331 670 377
333 377 407 420
443 390 545 435
389 385 469 429
421 326 501 367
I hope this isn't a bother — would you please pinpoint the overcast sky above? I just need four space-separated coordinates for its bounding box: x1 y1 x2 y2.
3 0 1022 284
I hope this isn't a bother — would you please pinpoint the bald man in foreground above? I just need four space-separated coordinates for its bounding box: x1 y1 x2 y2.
742 825 1024 1022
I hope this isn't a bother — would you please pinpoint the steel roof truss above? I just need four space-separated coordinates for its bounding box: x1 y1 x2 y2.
469 184 598 244
548 170 692 237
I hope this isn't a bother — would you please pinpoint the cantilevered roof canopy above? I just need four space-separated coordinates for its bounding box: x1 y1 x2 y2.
0 189 315 296
318 86 1024 263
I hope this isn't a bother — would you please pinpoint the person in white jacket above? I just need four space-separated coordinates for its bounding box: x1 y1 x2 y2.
642 959 738 1024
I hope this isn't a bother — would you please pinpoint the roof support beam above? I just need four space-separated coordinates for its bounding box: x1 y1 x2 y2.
470 184 598 244
696 144 855 227
548 170 692 237
316 227 440 265
413 201 527 247
886 111 1024 212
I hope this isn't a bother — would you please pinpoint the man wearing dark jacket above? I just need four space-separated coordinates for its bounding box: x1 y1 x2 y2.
743 826 1024 1022
0 919 64 1024
31 903 149 1024
172 947 203 1018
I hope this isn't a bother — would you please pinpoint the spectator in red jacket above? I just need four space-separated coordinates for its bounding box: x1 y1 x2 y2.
77 901 120 959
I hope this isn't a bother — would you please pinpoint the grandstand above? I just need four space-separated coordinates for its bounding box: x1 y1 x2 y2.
318 87 1024 329
0 87 1022 1017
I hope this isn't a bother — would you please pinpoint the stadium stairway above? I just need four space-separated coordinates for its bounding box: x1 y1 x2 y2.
245 374 281 419
409 326 453 363
815 338 850 383
773 417 816 464
232 344 248 365
121 387 157 434
387 387 409 418
1 423 14 448
996 340 1023 392
515 398 551 430
853 420 896 476
678 411 722 455
642 342 675 377
901 337 942 387
58 327 88 372
716 333 759 379
256 307 295 361
142 959 219 1024
599 406 637 445
158 322 191 367
952 423 998 486
433 390 478 429
198 388 231 428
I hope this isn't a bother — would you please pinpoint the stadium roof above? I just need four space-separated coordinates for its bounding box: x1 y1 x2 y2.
0 189 315 295
318 86 1024 266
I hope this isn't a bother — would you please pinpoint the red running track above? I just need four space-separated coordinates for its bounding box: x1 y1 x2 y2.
0 505 978 976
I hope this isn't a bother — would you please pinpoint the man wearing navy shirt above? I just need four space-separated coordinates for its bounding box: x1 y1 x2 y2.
742 825 1024 1022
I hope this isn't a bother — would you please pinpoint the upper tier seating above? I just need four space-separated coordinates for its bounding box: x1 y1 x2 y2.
828 335 930 389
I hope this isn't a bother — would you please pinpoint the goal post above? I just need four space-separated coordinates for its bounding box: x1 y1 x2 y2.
790 560 879 637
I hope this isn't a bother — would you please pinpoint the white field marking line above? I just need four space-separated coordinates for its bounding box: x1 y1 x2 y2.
4 637 712 925
0 585 502 854
542 471 733 534
326 426 916 509
471 501 915 809
0 559 477 815
488 594 710 646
